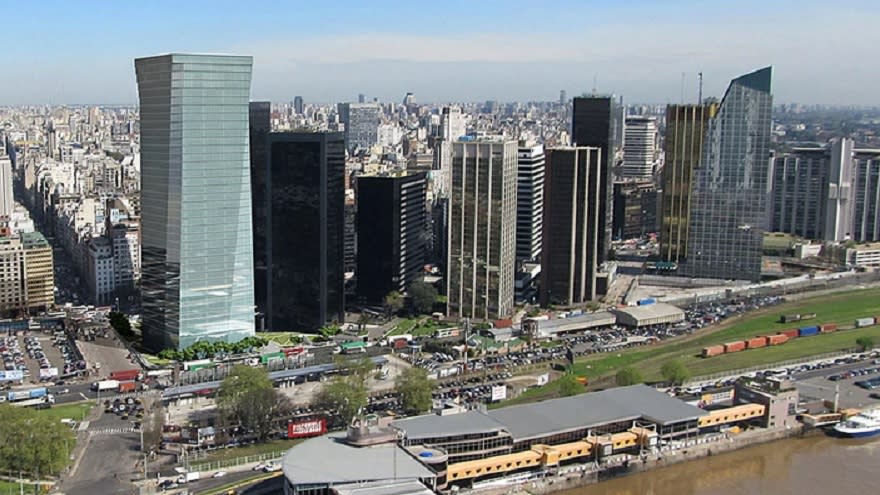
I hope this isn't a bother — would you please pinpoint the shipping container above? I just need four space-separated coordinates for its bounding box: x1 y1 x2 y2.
723 341 746 353
637 298 656 306
109 369 141 382
260 352 285 364
798 326 819 337
801 313 817 320
779 329 800 339
820 323 837 333
701 345 725 358
746 337 767 349
779 314 801 324
855 317 876 328
29 387 47 399
767 334 789 346
118 381 137 393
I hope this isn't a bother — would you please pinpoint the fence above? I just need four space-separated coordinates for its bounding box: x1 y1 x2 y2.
684 349 858 386
187 449 286 473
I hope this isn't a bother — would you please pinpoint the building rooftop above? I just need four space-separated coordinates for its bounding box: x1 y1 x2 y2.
19 231 49 248
487 384 706 442
391 410 506 441
530 312 616 334
281 433 436 485
332 481 434 495
848 243 880 252
612 303 684 322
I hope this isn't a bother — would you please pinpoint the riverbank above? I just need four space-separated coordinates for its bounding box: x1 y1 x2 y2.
464 425 805 495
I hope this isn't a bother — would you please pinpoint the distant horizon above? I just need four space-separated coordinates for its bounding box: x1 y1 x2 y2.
1 1 877 106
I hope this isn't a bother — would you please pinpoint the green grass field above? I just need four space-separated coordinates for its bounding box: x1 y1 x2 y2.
504 287 880 405
194 438 302 464
37 402 94 423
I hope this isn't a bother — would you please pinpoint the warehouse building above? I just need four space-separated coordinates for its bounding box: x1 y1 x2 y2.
522 311 616 340
611 303 685 327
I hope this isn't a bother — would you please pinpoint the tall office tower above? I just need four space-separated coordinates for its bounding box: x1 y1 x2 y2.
338 102 380 153
447 138 517 320
516 144 545 262
440 106 466 142
358 94 366 104
770 139 854 241
263 132 345 331
559 90 567 105
249 101 271 330
659 103 716 264
621 116 657 179
613 181 659 240
572 96 619 263
356 172 427 303
293 96 304 115
539 147 603 306
853 148 880 241
343 198 357 274
0 156 12 218
684 67 773 281
136 54 255 350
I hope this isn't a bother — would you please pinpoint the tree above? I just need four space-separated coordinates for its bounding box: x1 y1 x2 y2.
319 324 342 338
557 375 584 397
217 366 290 442
408 282 439 315
615 367 644 386
856 336 875 352
384 291 404 318
0 405 75 478
314 376 368 425
661 359 690 385
396 367 435 414
108 312 133 338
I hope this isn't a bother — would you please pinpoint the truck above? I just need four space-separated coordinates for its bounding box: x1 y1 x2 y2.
91 380 120 392
7 387 47 402
118 381 137 393
176 472 200 484
109 369 141 382
11 395 54 408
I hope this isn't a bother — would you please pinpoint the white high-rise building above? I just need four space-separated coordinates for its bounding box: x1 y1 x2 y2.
621 116 657 179
0 156 13 218
516 144 545 262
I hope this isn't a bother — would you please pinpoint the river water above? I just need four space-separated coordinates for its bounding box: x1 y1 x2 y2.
560 435 878 495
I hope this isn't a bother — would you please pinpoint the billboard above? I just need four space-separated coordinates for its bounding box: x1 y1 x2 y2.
287 418 327 439
39 368 59 380
491 385 507 402
0 370 23 382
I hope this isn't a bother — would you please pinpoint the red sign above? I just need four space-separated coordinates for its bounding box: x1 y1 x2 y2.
287 419 327 439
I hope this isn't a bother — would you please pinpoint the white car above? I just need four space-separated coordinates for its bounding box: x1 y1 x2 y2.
212 471 227 478
252 462 267 471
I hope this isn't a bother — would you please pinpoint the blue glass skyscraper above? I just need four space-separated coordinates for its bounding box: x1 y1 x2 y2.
135 54 256 350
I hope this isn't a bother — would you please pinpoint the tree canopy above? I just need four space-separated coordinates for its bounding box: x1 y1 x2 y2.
384 291 404 317
157 336 268 361
856 336 875 352
660 359 690 386
0 405 75 478
408 282 438 315
216 365 291 442
557 375 584 397
615 367 644 387
314 357 374 425
395 366 434 415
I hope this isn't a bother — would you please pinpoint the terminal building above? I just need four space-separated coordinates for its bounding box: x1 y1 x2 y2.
611 303 685 327
280 384 768 494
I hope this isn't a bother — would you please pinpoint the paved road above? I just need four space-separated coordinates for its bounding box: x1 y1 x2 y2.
63 431 142 495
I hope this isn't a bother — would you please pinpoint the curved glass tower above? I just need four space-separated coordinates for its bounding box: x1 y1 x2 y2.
136 53 255 350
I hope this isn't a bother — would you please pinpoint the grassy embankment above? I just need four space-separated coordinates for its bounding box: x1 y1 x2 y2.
195 438 303 464
505 287 880 405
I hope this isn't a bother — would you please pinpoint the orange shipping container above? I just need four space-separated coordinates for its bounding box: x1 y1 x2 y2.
779 329 799 339
724 341 746 353
746 337 767 349
702 345 725 358
767 334 789 345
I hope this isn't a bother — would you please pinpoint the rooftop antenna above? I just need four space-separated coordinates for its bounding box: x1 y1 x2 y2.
698 72 703 104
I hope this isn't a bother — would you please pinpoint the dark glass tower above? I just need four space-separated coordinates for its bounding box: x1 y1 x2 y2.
263 132 346 331
684 67 773 281
571 96 619 263
356 172 427 303
249 102 271 330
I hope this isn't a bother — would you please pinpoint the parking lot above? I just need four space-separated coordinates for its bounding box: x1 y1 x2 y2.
794 357 880 410
2 328 88 387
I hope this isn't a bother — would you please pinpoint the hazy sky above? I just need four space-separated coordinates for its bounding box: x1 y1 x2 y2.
2 0 878 105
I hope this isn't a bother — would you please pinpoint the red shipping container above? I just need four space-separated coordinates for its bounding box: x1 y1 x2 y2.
820 324 837 333
110 369 141 381
724 341 746 353
118 381 137 393
779 329 799 339
767 334 789 345
746 337 767 349
702 345 725 358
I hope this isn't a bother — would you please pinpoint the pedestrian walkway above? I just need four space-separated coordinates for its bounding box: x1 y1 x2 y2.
89 426 137 436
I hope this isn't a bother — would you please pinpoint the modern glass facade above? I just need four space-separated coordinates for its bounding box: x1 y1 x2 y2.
136 54 255 351
337 102 379 153
249 102 271 331
853 149 880 242
447 139 517 320
684 67 773 281
265 132 346 332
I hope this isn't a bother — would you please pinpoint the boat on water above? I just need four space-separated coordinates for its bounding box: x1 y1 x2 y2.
833 408 880 438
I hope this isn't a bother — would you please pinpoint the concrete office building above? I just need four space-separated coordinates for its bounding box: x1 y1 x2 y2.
249 101 271 329
540 146 603 306
572 96 620 263
684 67 773 281
263 132 346 332
0 232 54 316
613 180 659 240
357 172 427 303
516 144 545 263
660 103 716 264
770 139 854 241
621 116 657 179
0 156 12 218
135 53 256 350
338 102 380 153
447 138 517 320
853 148 880 242
294 96 304 115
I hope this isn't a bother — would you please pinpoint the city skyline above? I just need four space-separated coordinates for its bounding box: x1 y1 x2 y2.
0 1 877 105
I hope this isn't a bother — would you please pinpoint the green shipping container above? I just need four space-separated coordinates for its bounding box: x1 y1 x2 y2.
260 352 285 364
